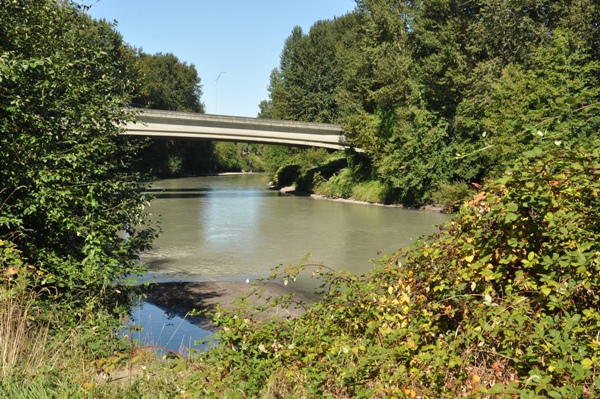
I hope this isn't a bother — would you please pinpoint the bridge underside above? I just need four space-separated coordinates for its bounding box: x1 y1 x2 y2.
124 110 347 150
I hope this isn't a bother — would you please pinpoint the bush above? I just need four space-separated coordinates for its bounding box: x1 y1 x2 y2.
295 156 348 192
351 180 387 203
272 164 302 187
430 181 474 211
313 168 354 198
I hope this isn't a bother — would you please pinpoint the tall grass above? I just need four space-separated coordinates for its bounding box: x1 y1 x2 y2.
0 272 55 379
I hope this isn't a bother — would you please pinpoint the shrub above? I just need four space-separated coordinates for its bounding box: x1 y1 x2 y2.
272 164 301 187
0 0 156 320
295 156 348 192
313 168 354 198
430 181 474 211
351 180 387 203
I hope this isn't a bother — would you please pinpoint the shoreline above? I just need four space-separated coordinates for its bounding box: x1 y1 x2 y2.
278 185 445 213
142 280 314 330
156 174 447 213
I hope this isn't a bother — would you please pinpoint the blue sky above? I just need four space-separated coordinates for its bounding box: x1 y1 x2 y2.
84 1 357 117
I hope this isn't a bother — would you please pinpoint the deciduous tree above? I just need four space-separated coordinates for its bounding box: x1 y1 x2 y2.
0 0 156 317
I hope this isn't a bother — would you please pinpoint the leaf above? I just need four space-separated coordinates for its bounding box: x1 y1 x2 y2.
484 294 492 305
523 147 544 158
581 358 594 370
565 96 577 104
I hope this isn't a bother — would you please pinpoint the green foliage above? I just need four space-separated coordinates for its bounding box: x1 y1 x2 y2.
314 150 393 203
431 181 474 211
264 0 600 205
175 139 600 397
262 145 297 172
272 164 301 188
0 1 156 320
132 52 204 113
314 170 390 204
294 155 348 192
454 28 600 181
268 16 356 124
375 106 455 205
213 142 254 172
350 180 388 204
313 168 355 198
267 146 335 186
129 51 217 178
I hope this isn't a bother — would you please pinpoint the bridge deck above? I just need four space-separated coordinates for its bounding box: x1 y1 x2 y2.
124 109 347 150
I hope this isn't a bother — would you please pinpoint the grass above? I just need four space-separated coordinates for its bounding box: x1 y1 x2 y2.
0 275 56 380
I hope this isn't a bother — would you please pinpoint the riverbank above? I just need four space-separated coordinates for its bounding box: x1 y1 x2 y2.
278 185 445 212
143 280 314 330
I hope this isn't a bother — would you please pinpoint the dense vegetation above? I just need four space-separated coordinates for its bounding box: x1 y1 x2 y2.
2 0 600 397
266 0 600 206
0 0 155 320
0 0 159 393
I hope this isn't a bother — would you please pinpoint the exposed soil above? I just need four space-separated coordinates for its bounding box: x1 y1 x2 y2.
142 281 314 331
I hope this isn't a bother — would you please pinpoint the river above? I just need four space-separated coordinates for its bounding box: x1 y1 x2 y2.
127 173 452 351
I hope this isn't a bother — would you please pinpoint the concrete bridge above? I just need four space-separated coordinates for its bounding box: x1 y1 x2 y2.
124 109 347 150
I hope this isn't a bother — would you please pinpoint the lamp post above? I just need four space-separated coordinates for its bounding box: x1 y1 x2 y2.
215 71 226 114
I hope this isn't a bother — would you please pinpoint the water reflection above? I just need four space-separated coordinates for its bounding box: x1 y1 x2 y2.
123 300 213 354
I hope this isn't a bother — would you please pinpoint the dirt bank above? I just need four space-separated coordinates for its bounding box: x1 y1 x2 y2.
143 280 314 331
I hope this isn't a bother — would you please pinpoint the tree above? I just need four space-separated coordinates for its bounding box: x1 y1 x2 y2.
341 0 600 204
131 51 215 176
269 15 356 124
132 52 204 113
0 0 156 318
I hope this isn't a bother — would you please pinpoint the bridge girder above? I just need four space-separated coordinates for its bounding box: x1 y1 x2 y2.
123 109 347 150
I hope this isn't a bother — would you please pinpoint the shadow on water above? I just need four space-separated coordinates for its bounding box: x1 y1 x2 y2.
142 282 226 331
145 186 284 199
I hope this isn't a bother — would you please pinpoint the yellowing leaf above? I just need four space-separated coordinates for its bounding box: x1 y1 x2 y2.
82 382 95 392
400 293 410 305
464 255 475 263
581 358 594 370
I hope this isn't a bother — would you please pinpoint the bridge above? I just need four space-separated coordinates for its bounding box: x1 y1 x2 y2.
123 109 347 150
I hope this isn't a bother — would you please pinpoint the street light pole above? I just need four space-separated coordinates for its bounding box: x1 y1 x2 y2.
215 71 226 114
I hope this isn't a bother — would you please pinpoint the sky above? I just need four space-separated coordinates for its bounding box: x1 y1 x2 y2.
83 0 357 117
